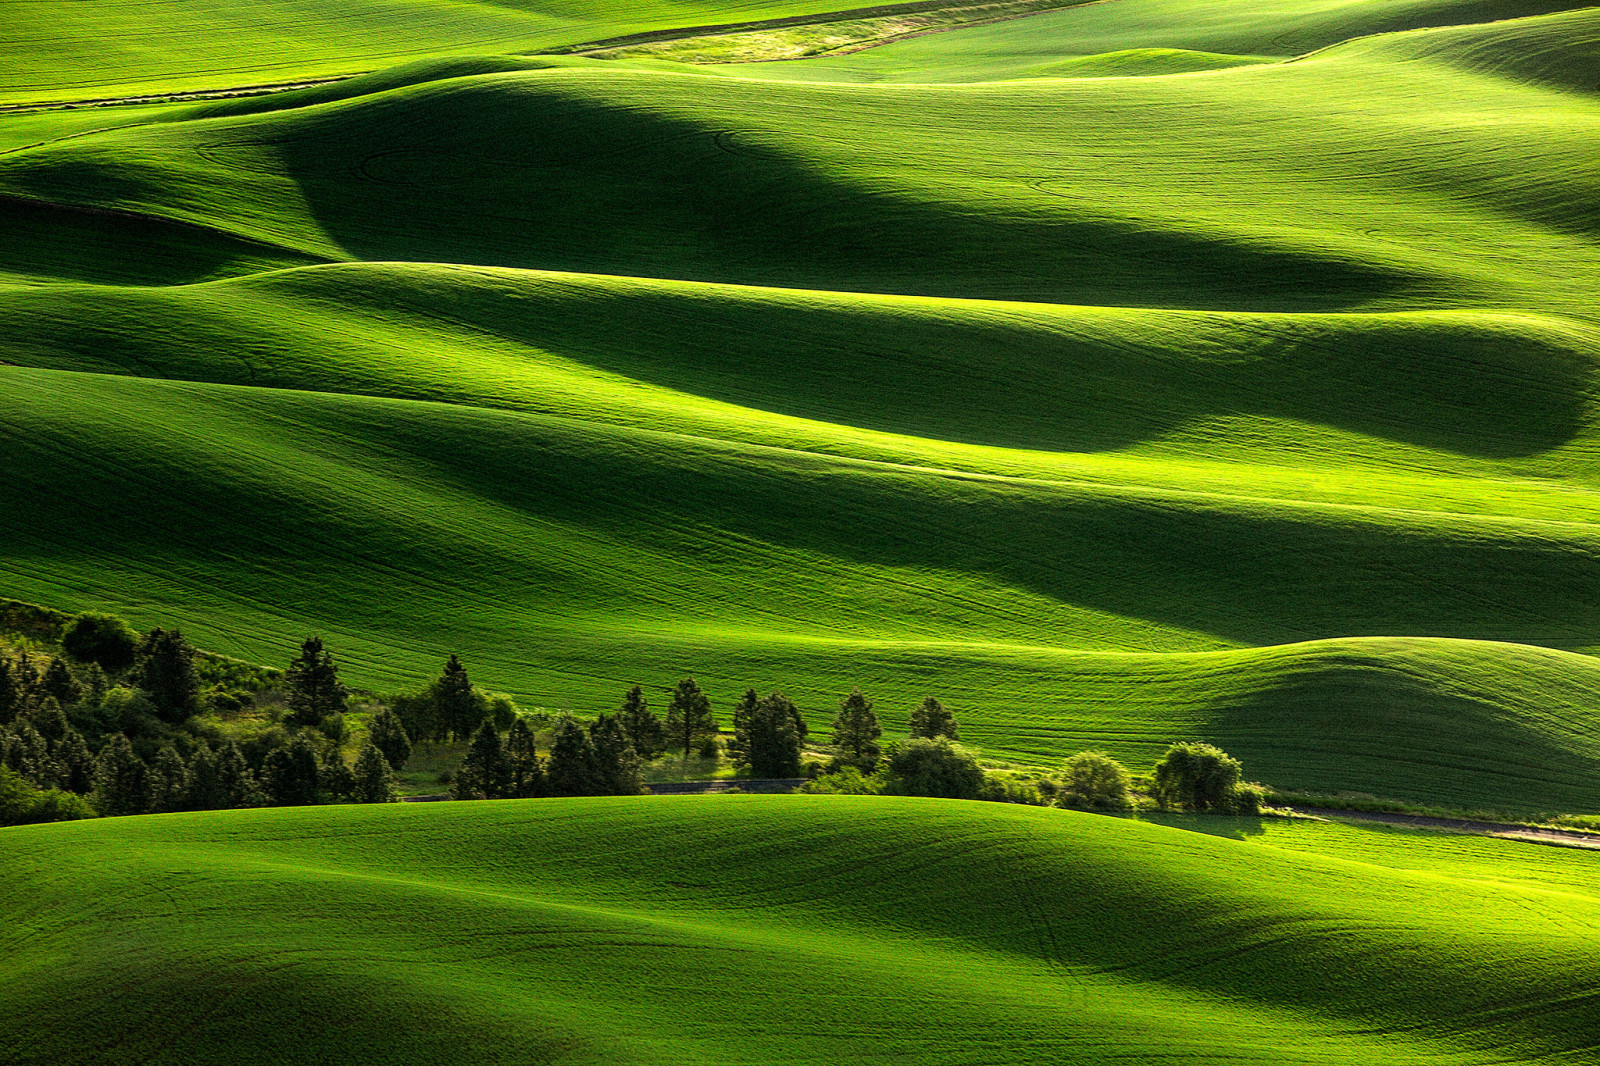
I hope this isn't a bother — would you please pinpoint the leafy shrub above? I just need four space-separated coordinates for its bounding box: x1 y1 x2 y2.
0 768 96 825
1058 751 1132 810
882 738 985 800
796 766 883 795
60 613 138 673
1152 742 1254 813
979 775 1046 805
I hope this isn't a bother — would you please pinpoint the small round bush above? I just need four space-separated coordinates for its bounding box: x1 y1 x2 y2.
1058 751 1132 810
1152 742 1248 812
60 612 139 673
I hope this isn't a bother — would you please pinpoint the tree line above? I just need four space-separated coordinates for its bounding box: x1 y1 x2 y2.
2 611 1262 825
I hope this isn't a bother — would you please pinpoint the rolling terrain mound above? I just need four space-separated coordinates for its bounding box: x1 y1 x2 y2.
3 0 1600 810
4 798 1600 1064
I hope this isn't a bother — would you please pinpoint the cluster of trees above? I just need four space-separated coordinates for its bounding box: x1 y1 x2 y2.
0 624 408 825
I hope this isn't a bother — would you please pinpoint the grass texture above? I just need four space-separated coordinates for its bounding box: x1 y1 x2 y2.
5 797 1600 1064
2 0 1600 810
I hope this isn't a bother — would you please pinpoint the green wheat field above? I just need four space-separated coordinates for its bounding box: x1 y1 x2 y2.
3 0 1600 1060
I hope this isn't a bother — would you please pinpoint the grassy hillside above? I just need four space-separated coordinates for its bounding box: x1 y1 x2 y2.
0 0 867 105
3 0 1600 810
4 798 1600 1064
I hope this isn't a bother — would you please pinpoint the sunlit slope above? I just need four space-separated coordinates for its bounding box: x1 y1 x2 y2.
0 0 857 105
4 263 1596 468
8 365 1600 807
738 0 1591 81
4 54 1598 315
1327 6 1600 96
4 799 1600 1065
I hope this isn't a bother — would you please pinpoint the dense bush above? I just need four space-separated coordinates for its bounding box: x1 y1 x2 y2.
1152 742 1256 813
0 768 95 826
1059 751 1132 810
60 612 138 673
882 737 985 800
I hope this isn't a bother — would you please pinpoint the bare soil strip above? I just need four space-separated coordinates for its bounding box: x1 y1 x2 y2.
1288 806 1600 851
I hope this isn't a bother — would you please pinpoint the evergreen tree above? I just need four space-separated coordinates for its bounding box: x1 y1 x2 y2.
388 692 439 750
61 612 139 673
665 677 717 759
505 717 545 799
319 743 356 802
132 628 201 724
366 708 412 771
263 735 320 806
589 714 643 796
8 722 55 788
0 657 18 725
55 729 95 794
908 696 959 741
728 688 759 767
744 693 805 778
832 689 882 767
284 636 348 731
28 697 69 746
453 720 510 800
215 740 260 808
84 663 109 707
42 658 82 708
93 734 157 816
616 686 667 761
152 746 191 813
13 653 42 717
351 739 398 803
434 655 480 742
186 744 227 810
545 717 601 797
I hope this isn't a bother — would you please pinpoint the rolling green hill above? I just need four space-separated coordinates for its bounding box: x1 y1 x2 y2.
4 798 1600 1064
3 0 1600 811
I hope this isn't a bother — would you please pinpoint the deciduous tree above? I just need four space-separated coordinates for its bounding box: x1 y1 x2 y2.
61 612 138 673
546 716 600 797
367 708 412 771
589 714 643 795
352 739 398 803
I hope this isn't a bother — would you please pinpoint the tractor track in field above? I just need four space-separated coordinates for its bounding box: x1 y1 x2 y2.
1288 806 1600 851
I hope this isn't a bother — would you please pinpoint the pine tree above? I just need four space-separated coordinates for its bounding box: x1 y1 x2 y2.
284 637 348 731
616 686 667 761
152 747 191 813
0 657 18 725
13 652 42 717
453 720 509 800
28 697 69 746
434 655 479 742
42 658 82 708
263 735 320 806
8 722 55 789
55 729 95 794
746 693 804 778
908 696 959 741
728 688 759 767
366 708 412 771
132 628 201 724
319 742 356 802
665 677 717 759
832 689 882 767
93 734 157 816
215 740 260 808
545 717 601 797
505 717 545 798
84 663 109 706
589 714 643 795
186 744 227 810
351 739 398 803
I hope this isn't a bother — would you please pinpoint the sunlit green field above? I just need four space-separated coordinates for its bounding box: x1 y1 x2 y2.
3 0 1599 812
5 797 1600 1065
